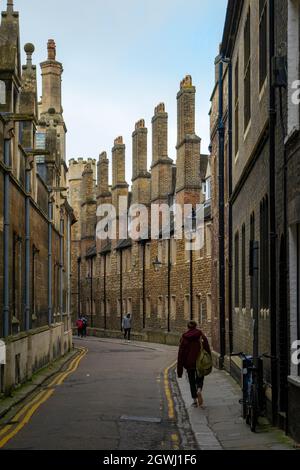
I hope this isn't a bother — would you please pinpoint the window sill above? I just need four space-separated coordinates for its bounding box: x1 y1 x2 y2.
260 308 269 319
259 78 268 102
244 120 251 141
288 375 300 388
284 126 300 146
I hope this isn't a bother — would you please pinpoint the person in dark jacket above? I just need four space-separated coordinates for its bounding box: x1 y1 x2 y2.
122 314 132 342
177 321 211 407
76 317 83 338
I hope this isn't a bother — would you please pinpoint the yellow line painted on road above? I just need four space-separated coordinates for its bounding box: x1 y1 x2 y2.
0 389 50 438
48 347 87 387
164 360 177 420
0 348 87 449
55 349 87 386
171 433 180 450
0 389 54 449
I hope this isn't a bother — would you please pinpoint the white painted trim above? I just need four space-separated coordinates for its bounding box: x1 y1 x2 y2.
288 375 300 388
259 78 268 102
244 120 251 141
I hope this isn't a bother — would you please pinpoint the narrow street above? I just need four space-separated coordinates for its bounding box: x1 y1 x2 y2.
1 339 197 450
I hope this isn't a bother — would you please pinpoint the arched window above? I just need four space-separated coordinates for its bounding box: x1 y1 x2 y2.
0 80 6 105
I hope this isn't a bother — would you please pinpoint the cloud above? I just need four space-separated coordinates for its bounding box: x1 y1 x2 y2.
16 0 227 183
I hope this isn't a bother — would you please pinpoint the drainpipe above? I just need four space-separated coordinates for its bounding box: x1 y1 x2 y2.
167 238 171 332
48 193 53 325
228 60 234 355
77 257 81 317
3 139 10 337
218 57 226 364
269 0 278 425
104 254 107 330
12 234 17 319
190 247 193 321
24 159 32 331
120 251 123 331
142 242 147 330
59 212 64 322
252 241 260 364
67 215 71 318
90 257 94 328
32 246 39 322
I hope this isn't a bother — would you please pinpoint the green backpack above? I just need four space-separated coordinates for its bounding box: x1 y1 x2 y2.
196 336 213 377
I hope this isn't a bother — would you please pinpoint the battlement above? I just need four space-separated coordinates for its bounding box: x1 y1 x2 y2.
135 119 145 130
180 75 193 89
154 103 165 115
68 158 97 181
69 157 96 165
114 136 124 146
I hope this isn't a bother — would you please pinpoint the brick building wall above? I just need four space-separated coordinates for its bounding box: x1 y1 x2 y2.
0 3 74 393
69 75 212 340
210 0 300 440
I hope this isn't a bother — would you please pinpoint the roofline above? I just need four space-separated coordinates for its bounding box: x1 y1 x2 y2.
221 0 244 58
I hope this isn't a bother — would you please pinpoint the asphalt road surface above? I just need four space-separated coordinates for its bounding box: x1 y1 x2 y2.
2 337 198 450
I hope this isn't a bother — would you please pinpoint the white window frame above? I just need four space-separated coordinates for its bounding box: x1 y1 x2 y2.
0 80 6 105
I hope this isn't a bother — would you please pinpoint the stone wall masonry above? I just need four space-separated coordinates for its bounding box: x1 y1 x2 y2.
70 74 211 345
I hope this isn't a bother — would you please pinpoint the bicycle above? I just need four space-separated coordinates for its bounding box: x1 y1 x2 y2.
231 352 273 432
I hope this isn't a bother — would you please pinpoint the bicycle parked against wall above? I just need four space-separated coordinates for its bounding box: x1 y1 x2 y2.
231 352 274 433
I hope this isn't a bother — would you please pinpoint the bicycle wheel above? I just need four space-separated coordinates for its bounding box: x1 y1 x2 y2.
250 386 259 432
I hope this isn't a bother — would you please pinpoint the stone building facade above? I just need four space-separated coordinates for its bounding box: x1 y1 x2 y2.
0 2 74 394
210 0 300 443
69 76 212 343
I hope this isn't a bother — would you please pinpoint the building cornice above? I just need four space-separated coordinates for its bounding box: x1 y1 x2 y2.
221 0 244 58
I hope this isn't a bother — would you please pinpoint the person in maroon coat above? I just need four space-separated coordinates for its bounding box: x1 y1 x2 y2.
177 321 211 407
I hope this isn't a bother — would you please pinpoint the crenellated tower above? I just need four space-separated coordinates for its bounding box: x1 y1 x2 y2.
68 158 96 242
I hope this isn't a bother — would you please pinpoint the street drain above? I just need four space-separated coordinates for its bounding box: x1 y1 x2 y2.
120 415 161 424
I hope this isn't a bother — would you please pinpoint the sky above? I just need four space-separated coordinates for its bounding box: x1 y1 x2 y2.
16 0 227 183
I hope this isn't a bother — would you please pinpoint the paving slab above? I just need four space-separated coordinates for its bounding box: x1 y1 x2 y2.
176 368 296 450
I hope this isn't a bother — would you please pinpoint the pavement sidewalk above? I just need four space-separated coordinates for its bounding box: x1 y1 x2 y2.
176 368 296 450
0 348 79 421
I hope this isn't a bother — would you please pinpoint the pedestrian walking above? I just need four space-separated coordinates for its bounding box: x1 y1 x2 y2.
82 316 88 337
76 317 84 338
122 313 132 342
177 321 211 408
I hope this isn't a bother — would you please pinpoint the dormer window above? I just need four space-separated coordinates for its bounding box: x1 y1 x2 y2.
0 81 6 105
